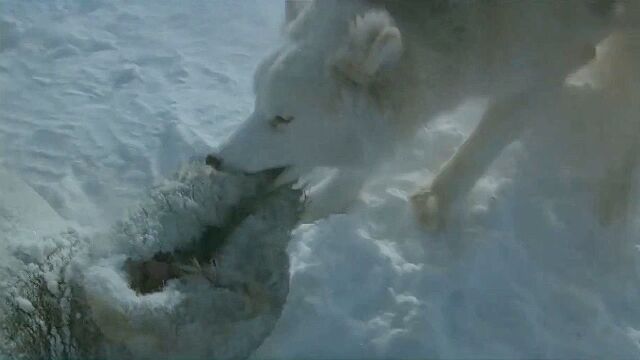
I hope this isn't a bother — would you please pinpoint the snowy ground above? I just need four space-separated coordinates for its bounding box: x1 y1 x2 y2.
2 1 640 359
1 0 281 227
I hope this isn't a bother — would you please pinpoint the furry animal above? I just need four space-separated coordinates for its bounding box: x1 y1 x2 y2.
217 0 626 227
0 163 302 359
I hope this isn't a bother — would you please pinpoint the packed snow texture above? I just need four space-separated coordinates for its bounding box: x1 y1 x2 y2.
1 163 301 359
2 1 640 359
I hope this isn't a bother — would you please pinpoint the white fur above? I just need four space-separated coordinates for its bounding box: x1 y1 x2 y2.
1 164 301 359
218 0 626 224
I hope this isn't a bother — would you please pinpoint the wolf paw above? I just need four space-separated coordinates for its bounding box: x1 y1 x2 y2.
410 187 445 231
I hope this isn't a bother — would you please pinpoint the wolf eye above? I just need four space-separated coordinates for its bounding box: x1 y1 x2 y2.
269 115 294 129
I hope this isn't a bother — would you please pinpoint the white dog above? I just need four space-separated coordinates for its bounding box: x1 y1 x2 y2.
217 0 627 227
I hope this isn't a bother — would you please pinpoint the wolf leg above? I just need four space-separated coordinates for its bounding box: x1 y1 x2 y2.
412 88 555 230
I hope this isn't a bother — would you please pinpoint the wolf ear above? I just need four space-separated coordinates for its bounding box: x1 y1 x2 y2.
331 10 403 86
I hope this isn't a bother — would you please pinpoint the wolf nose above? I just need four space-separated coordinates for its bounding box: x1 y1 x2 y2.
205 154 223 170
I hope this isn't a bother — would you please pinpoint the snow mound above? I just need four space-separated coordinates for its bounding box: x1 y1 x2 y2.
1 163 302 359
254 102 640 359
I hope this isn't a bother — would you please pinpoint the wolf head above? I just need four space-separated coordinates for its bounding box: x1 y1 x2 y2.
217 1 402 178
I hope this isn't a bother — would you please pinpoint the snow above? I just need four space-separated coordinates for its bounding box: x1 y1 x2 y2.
254 104 640 359
2 1 640 359
0 0 282 227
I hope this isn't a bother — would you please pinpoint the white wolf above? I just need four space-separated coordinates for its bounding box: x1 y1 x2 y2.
217 0 631 227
